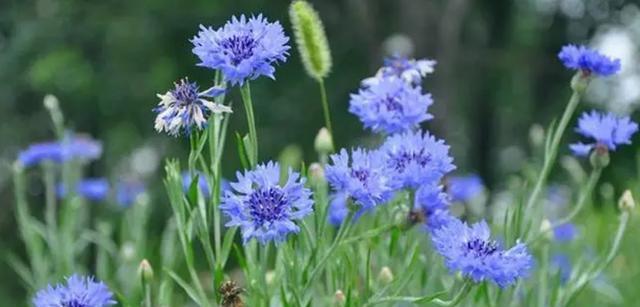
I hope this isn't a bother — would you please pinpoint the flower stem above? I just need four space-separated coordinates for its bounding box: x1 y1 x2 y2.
525 89 582 212
433 281 473 306
318 78 333 134
239 82 258 167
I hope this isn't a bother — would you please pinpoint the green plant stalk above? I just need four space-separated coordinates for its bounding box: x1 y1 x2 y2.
525 89 582 212
538 244 549 307
240 82 258 167
432 281 473 306
318 78 333 134
42 162 60 274
144 282 152 307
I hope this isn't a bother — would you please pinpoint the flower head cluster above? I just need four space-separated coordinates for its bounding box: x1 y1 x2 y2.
447 174 484 203
558 44 621 76
431 218 533 287
57 178 110 202
221 161 313 244
349 77 433 134
18 135 102 167
413 183 454 230
569 111 638 157
362 55 436 86
380 130 455 189
154 79 231 137
33 274 115 307
325 149 396 225
192 15 290 85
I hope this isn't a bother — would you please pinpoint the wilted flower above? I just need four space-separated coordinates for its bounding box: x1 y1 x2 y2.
182 171 211 199
558 44 621 76
431 217 533 287
381 130 455 190
18 135 102 167
192 14 290 85
447 174 484 202
325 148 394 225
362 55 436 86
569 111 638 157
154 79 231 137
33 274 115 307
221 161 313 244
349 77 433 134
57 178 110 202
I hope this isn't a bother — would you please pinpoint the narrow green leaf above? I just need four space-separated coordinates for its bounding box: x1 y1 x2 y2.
165 269 202 305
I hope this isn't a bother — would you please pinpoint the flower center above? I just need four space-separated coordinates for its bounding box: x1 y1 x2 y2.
221 35 258 65
172 79 199 105
247 187 288 225
389 150 431 172
465 238 498 257
351 169 369 183
62 300 88 307
382 95 403 112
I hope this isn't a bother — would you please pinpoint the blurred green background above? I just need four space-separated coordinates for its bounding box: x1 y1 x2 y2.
1 0 639 305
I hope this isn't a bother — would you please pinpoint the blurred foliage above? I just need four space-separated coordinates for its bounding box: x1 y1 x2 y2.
1 0 639 305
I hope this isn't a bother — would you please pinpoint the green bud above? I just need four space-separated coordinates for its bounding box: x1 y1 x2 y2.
589 145 610 169
618 190 635 212
308 162 325 185
314 127 334 154
43 94 59 111
290 0 332 80
377 266 394 284
138 259 154 283
334 290 345 304
539 218 553 241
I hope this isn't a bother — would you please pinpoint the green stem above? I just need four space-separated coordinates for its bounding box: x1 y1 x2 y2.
538 244 549 307
525 89 582 211
42 162 60 272
318 79 333 134
144 283 152 307
432 281 473 306
239 82 258 167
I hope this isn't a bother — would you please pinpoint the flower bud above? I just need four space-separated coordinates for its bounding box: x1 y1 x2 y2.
377 266 394 284
529 124 544 148
334 290 345 304
539 218 553 240
308 162 325 185
570 72 590 93
138 259 154 283
589 144 610 169
43 94 59 111
314 127 334 154
265 270 276 285
289 0 332 80
618 190 635 212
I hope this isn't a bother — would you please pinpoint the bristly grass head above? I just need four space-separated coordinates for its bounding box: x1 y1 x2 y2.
289 0 332 80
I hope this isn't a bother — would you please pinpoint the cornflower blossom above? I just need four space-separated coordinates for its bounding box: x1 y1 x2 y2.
569 111 638 157
325 148 395 225
18 135 102 167
362 55 436 86
33 274 115 307
413 183 454 230
553 223 578 242
192 14 290 85
431 218 533 287
447 174 484 202
57 178 110 202
380 130 455 190
558 44 621 76
221 162 313 244
349 76 433 134
154 79 231 137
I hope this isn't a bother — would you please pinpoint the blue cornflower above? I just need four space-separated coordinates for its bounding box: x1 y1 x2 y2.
33 274 115 307
349 77 433 134
57 178 110 202
192 14 290 86
362 55 436 86
221 161 313 244
381 130 455 190
448 174 484 202
325 148 395 225
553 223 578 242
431 217 533 287
154 78 231 137
569 111 638 157
413 183 453 230
115 179 146 207
18 135 102 167
558 44 621 76
182 171 211 199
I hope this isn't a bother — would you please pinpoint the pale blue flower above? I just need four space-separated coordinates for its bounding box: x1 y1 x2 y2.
18 135 102 167
414 183 453 230
448 174 484 202
33 274 115 307
57 178 110 202
569 111 638 156
558 44 621 76
362 55 436 86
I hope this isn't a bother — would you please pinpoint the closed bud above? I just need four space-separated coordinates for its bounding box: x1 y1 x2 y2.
589 144 610 169
265 270 276 285
314 127 334 154
618 190 635 212
289 0 332 80
539 219 553 240
138 259 154 283
308 162 325 185
334 290 345 304
43 94 59 111
378 266 394 284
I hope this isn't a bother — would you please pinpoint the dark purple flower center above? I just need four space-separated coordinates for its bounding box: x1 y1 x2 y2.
247 187 288 225
465 238 498 257
221 35 258 65
389 150 431 172
62 299 88 307
382 95 403 112
351 169 369 183
171 79 199 105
